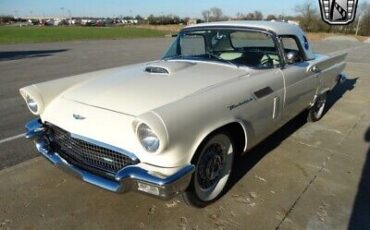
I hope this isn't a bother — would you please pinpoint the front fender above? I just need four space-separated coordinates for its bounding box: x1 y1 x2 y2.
189 119 249 158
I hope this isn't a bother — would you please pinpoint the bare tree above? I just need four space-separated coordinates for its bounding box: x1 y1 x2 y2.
235 12 244 19
202 7 225 21
266 14 277 21
245 13 255 20
254 11 264 20
202 10 211 22
236 11 264 20
295 0 320 32
358 2 370 36
210 7 223 21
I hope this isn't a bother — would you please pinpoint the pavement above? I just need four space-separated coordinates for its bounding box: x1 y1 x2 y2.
0 38 369 230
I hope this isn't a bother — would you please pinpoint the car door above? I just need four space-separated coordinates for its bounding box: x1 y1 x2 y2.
280 36 319 121
231 68 285 149
225 31 285 147
249 69 285 140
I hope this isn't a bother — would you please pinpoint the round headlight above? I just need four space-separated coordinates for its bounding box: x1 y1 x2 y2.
137 123 160 152
26 95 38 113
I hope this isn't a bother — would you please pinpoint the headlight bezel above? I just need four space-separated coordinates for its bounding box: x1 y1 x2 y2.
20 87 43 115
25 94 39 114
136 122 160 153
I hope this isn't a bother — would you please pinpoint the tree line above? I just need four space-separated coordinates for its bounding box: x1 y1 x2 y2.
1 1 369 36
199 1 370 36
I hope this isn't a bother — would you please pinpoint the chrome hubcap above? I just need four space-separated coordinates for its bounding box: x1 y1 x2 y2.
197 143 225 190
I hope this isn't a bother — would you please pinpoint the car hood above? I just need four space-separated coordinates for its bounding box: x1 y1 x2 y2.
63 60 247 116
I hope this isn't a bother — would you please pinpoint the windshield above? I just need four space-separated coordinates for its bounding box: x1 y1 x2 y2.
162 28 281 69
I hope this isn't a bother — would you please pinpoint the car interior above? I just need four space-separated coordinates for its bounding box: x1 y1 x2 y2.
179 30 282 69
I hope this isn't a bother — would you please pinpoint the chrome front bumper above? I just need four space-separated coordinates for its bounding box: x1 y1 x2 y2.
26 119 194 199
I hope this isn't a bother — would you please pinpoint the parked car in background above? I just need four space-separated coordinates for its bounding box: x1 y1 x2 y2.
21 21 346 207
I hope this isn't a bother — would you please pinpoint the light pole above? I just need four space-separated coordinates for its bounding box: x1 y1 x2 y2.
67 9 72 24
356 9 367 36
355 11 364 36
60 7 65 18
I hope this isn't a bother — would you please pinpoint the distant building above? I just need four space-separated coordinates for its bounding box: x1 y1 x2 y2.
287 20 300 26
187 19 197 25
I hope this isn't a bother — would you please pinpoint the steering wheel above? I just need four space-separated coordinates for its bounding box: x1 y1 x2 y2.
260 55 273 67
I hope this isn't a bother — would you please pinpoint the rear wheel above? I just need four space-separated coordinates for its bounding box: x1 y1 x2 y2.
308 93 327 122
182 132 235 208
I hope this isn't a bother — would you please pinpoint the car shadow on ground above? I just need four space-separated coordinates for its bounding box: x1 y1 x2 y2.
326 77 358 112
0 49 68 61
224 77 358 196
348 127 370 229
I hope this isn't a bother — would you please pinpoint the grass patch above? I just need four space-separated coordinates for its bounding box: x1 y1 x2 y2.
0 26 166 44
306 32 368 41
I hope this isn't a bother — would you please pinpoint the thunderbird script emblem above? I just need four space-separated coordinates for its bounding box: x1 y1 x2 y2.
319 0 359 25
73 114 86 120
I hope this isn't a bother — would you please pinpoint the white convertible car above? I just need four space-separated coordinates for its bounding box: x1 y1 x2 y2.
21 21 347 207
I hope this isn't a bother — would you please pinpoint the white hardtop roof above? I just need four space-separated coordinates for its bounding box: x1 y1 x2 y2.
185 20 304 36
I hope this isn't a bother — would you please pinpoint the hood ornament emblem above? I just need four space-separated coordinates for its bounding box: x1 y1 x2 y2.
73 114 86 120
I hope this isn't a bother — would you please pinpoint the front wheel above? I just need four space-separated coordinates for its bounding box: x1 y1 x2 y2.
307 93 328 122
182 132 235 208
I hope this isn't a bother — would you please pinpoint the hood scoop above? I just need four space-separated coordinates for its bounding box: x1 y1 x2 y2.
144 66 170 75
144 61 195 76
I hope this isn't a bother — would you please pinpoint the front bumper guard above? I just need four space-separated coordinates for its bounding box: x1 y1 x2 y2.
26 119 194 199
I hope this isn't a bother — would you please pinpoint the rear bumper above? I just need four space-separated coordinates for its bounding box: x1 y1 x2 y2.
26 119 194 199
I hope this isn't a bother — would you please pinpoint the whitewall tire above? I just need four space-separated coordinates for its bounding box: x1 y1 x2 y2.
182 132 235 207
308 93 328 122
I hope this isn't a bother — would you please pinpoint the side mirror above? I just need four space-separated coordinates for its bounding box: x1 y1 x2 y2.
285 51 300 64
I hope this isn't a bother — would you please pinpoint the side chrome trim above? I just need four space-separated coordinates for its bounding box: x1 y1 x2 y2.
272 97 279 120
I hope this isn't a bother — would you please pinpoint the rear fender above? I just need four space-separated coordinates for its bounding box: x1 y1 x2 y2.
307 52 347 105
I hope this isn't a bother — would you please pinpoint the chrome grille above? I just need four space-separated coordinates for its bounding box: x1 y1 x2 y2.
47 125 138 176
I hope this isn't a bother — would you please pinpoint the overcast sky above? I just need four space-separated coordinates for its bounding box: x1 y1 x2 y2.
0 0 367 18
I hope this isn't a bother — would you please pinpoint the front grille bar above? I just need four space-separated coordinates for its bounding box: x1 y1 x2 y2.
46 124 138 176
